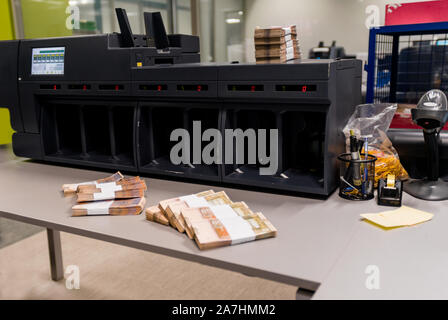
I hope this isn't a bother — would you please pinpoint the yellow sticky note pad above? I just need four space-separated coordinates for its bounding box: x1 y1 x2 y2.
361 206 433 228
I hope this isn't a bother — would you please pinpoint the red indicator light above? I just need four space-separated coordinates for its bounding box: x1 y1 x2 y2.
53 85 57 90
157 85 162 92
302 85 307 92
250 85 255 92
115 85 119 91
197 85 202 92
83 85 87 91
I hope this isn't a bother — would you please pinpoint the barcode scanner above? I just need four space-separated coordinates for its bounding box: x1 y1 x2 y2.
404 89 448 200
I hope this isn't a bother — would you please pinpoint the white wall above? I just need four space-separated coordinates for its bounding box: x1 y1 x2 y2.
199 0 213 61
214 0 244 62
177 0 192 34
244 0 433 61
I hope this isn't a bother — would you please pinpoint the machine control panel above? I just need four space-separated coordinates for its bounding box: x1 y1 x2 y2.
31 47 65 75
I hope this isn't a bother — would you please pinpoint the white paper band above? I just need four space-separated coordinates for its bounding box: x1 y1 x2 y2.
219 217 256 245
93 189 116 201
69 180 120 191
282 27 291 35
209 205 239 220
180 195 209 208
285 51 295 60
81 201 113 215
90 182 123 200
95 181 114 188
286 46 294 56
285 34 292 42
95 182 122 192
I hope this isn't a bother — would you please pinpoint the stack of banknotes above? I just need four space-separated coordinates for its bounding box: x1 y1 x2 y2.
254 25 301 64
146 190 277 250
62 171 146 217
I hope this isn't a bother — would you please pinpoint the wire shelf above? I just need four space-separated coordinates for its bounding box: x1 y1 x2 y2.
367 22 448 104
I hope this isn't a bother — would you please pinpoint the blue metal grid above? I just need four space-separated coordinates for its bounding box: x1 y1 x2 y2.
366 22 448 103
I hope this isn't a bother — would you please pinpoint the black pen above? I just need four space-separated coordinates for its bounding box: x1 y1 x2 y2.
350 130 362 187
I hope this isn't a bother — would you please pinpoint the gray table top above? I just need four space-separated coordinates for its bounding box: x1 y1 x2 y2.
0 146 367 291
1 146 446 297
313 193 448 299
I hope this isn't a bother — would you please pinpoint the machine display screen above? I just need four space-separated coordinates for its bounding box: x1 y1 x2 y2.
275 84 317 92
31 47 65 75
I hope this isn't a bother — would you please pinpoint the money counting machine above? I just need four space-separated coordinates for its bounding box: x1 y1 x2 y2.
0 9 361 197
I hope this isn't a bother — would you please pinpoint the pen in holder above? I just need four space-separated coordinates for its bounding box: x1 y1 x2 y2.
338 153 377 200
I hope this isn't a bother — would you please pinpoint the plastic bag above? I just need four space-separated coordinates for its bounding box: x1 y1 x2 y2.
342 103 409 186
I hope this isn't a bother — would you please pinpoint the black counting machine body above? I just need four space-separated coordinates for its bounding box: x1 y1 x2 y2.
0 9 362 197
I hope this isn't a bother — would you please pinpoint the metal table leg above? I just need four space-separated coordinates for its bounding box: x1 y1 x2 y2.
46 228 63 281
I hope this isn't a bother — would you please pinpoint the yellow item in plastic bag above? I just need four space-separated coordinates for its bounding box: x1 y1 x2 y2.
343 103 409 187
366 149 409 187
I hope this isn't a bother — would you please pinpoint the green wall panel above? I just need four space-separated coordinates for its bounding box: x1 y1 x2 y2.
21 0 73 39
0 1 15 40
0 1 15 144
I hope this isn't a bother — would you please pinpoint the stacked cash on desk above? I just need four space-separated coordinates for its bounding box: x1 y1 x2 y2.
254 25 301 64
62 171 124 194
72 198 146 217
146 190 277 250
62 172 146 216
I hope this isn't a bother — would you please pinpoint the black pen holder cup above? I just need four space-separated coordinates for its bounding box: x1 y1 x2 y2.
337 153 377 201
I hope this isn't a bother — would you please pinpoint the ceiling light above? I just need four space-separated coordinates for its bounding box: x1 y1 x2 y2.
226 18 240 24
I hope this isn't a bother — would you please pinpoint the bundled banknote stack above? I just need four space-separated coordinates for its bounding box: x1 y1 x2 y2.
254 25 301 64
146 190 277 250
62 171 146 217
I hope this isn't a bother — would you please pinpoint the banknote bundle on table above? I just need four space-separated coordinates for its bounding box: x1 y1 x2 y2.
254 25 301 64
145 190 277 250
62 171 123 194
62 172 146 216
